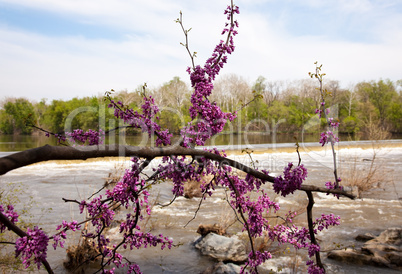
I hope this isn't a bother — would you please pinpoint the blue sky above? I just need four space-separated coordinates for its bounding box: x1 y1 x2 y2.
0 0 401 101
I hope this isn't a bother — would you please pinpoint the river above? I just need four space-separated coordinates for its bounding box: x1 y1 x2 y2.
0 139 402 273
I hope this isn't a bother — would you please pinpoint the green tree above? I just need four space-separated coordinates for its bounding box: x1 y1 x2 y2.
356 79 398 127
287 95 317 131
0 98 36 135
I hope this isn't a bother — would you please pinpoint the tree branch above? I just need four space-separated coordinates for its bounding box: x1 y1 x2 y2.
0 145 355 199
0 213 54 274
306 191 324 271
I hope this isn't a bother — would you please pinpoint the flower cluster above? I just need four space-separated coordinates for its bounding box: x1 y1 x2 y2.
315 97 340 147
53 133 67 144
52 220 81 249
106 167 149 210
268 213 338 273
273 163 307 197
107 96 172 146
15 226 49 269
74 158 174 272
325 179 343 198
306 260 325 274
66 129 104 145
123 231 172 250
180 4 239 147
243 192 280 237
0 204 19 232
245 250 272 272
79 196 115 231
319 130 339 146
314 213 341 232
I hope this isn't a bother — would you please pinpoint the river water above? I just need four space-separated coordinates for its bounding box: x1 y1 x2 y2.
1 140 402 273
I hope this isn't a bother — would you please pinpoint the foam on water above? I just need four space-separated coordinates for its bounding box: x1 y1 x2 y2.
1 144 401 273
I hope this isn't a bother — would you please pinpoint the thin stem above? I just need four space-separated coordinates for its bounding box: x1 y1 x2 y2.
177 12 196 69
314 64 340 187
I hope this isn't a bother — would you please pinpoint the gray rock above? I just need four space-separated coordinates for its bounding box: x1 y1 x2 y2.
202 262 242 274
328 227 402 270
195 233 248 263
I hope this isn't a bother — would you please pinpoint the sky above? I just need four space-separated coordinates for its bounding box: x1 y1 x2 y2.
0 0 401 101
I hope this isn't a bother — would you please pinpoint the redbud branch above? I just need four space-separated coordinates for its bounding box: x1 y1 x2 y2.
314 64 339 187
211 0 236 70
0 212 54 274
0 144 356 199
177 11 196 69
224 187 244 225
306 191 324 271
225 172 258 273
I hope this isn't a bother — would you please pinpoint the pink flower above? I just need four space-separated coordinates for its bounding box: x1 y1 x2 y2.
274 163 307 197
15 226 49 269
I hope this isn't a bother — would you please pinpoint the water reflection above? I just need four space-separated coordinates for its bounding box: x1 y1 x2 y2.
1 132 401 152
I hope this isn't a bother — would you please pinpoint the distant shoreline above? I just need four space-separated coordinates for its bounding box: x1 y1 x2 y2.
203 139 402 155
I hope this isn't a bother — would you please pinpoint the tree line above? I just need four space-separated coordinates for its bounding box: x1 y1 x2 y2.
1 75 401 136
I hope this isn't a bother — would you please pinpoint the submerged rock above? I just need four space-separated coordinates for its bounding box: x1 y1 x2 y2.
202 262 242 274
195 233 248 263
328 227 402 270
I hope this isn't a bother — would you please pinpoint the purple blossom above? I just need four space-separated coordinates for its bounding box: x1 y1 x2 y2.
306 260 325 274
181 4 239 147
314 213 341 231
308 244 320 257
52 220 81 250
127 263 142 274
107 95 172 146
0 204 19 232
15 226 49 269
325 180 343 198
66 129 105 145
274 163 307 197
245 250 272 271
319 131 339 146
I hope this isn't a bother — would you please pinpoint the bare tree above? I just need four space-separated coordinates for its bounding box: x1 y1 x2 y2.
211 74 251 112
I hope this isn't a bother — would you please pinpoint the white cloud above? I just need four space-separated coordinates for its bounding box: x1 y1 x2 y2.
0 0 401 101
0 28 190 100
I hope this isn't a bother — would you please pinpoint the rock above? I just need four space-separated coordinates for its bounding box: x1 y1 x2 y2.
328 227 402 270
355 233 376 242
197 224 227 236
195 233 248 263
372 227 402 245
328 248 389 267
202 262 241 274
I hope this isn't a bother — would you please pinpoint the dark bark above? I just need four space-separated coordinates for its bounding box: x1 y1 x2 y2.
0 144 355 199
306 191 324 271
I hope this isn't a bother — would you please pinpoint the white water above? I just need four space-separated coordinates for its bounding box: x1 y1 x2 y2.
1 142 402 273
